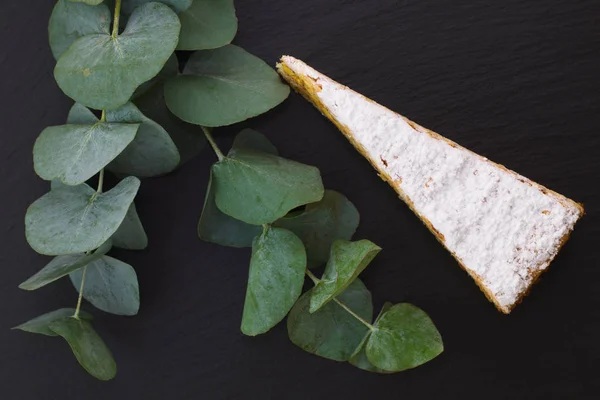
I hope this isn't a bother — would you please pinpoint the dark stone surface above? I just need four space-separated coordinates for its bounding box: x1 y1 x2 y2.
1 0 598 398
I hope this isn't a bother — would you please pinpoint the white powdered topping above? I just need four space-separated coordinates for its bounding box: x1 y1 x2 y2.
282 56 582 311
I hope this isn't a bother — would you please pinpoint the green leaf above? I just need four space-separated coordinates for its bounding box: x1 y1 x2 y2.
67 102 98 124
19 241 112 291
71 0 105 5
123 0 192 14
49 317 117 380
13 308 92 337
349 302 393 373
212 150 324 225
70 256 140 316
241 227 306 336
228 128 278 157
25 177 140 255
105 102 180 177
165 45 290 127
287 279 373 362
49 0 111 60
131 53 179 100
54 2 181 110
134 83 206 165
366 304 444 372
177 0 237 50
198 129 277 247
274 190 360 268
33 122 139 185
111 203 148 250
198 172 262 248
310 240 381 312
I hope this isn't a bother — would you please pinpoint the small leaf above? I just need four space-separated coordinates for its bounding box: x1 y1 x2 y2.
34 122 139 185
177 0 237 50
241 227 306 336
198 129 277 247
134 83 206 165
111 203 148 250
212 150 324 225
310 240 381 312
274 190 360 268
25 177 140 255
49 317 117 380
198 172 261 248
54 2 180 110
70 256 140 316
106 102 180 177
165 45 290 127
13 308 92 337
19 241 112 291
349 302 393 373
228 129 278 157
287 279 373 362
122 0 192 14
48 0 111 60
366 304 444 372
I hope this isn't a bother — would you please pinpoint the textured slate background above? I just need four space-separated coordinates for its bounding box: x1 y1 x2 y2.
1 0 599 398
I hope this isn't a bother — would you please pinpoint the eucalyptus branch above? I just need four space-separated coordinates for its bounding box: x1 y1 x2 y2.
73 266 88 320
111 0 122 39
202 126 225 161
305 270 374 330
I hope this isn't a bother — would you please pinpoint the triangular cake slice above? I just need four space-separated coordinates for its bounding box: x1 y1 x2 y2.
277 56 583 313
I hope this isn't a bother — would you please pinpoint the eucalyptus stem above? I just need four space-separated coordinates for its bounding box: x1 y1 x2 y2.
111 0 122 39
202 126 225 161
73 266 88 320
305 269 320 285
334 297 375 330
97 169 105 193
305 269 375 330
100 110 106 122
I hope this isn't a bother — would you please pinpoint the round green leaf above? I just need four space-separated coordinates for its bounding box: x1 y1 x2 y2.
349 302 394 373
274 190 360 268
287 279 373 362
25 177 140 255
13 308 92 337
105 102 180 177
165 45 290 127
49 0 111 60
212 150 324 225
34 122 139 185
71 0 105 5
241 227 306 336
177 0 237 50
123 0 192 14
54 2 181 110
49 317 117 380
198 172 262 248
70 256 140 316
19 241 112 291
310 240 381 313
135 83 206 165
111 203 148 250
366 304 444 372
228 128 279 157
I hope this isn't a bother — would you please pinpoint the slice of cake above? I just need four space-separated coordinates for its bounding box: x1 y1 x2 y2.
277 56 583 313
